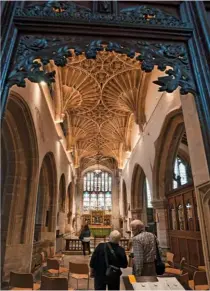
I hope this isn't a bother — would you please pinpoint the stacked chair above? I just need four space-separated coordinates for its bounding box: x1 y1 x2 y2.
188 271 209 290
40 275 73 290
68 262 90 290
165 257 186 275
46 259 68 276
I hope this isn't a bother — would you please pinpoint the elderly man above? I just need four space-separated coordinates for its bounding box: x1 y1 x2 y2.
90 230 128 290
130 220 157 276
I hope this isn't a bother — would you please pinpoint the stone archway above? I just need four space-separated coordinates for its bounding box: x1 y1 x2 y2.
1 93 39 280
122 180 128 217
3 33 210 281
122 180 128 234
34 152 57 242
153 109 184 199
131 164 145 219
65 182 74 233
58 174 66 234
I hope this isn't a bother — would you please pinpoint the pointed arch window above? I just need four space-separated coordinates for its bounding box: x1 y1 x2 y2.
173 157 190 189
145 178 152 208
83 170 112 211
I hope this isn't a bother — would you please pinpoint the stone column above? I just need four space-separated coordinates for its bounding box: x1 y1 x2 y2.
152 199 169 249
195 182 210 285
75 178 82 235
112 173 120 230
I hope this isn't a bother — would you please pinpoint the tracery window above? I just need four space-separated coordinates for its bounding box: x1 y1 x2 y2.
144 178 152 208
83 170 112 211
173 157 189 189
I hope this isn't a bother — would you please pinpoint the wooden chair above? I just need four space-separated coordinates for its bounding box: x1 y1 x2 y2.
46 259 68 276
40 275 74 290
198 266 206 271
165 252 174 267
165 257 186 275
9 272 40 290
189 271 209 290
50 246 65 266
68 262 89 290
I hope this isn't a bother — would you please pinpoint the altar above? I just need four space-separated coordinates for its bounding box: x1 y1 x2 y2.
83 210 112 237
89 225 111 237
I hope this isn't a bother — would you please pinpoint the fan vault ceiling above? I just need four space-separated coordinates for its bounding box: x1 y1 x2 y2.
46 49 151 172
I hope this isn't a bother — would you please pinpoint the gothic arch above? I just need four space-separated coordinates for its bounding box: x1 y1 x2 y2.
153 109 189 199
59 174 66 212
34 152 57 241
131 164 145 219
1 93 38 277
122 180 128 217
67 182 74 225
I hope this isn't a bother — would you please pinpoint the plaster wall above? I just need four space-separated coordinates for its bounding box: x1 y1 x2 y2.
122 88 181 205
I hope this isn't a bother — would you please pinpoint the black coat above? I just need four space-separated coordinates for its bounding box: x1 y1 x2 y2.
90 242 128 277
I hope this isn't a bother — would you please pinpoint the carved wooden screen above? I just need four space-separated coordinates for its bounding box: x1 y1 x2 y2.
167 185 204 268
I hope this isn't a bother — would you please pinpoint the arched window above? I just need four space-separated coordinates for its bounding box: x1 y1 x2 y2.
173 156 189 189
144 178 152 208
83 170 112 212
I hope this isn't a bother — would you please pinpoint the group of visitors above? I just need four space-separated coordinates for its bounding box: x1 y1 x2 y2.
79 219 163 290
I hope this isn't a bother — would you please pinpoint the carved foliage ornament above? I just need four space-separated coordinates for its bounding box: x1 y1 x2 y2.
15 2 189 28
8 38 196 96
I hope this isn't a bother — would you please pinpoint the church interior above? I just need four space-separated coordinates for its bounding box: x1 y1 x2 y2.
1 0 210 290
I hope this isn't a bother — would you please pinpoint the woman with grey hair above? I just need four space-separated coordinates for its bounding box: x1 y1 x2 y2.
90 230 128 290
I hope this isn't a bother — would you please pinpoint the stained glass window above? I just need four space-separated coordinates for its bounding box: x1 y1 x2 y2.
83 170 112 211
145 178 152 208
173 157 189 189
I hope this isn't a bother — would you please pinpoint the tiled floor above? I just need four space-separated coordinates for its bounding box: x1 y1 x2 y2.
40 254 132 290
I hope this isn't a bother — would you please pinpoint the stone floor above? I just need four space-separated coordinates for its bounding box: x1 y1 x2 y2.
38 254 132 290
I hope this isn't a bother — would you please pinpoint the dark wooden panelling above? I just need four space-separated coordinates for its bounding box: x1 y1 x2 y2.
171 236 180 262
187 239 199 267
179 238 188 262
167 185 204 268
198 240 205 265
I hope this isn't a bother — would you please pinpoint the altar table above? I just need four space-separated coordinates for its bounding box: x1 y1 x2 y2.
89 225 111 237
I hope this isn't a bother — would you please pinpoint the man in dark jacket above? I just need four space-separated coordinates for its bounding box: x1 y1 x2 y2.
90 230 128 290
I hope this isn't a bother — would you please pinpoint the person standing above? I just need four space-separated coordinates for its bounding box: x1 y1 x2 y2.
90 230 128 290
130 219 157 276
79 222 91 256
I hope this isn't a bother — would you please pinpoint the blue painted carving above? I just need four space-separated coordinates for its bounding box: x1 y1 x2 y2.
15 1 189 28
7 38 195 95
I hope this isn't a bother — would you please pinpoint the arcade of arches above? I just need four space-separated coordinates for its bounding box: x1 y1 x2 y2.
1 13 210 286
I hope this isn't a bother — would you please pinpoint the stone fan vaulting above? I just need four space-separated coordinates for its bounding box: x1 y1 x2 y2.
46 49 152 171
7 37 195 171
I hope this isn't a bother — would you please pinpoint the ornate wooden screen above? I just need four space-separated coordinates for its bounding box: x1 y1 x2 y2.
167 184 204 268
